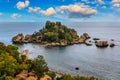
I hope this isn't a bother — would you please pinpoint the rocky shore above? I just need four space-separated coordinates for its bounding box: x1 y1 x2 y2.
12 33 116 48
12 33 90 47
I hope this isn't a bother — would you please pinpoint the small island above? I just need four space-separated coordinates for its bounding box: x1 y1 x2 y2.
12 21 116 48
12 21 90 47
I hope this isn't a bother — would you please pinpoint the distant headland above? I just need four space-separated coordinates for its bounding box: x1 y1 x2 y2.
12 21 116 48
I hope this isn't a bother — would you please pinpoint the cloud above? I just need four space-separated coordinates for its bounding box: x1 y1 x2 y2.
16 0 30 10
0 12 3 16
28 7 40 13
11 13 21 19
39 7 56 16
112 0 120 3
57 3 97 18
113 3 120 8
28 7 56 16
98 0 105 5
81 0 104 5
25 0 29 7
102 6 106 8
112 0 120 8
81 0 90 4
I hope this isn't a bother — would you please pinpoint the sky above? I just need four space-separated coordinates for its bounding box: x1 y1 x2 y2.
0 0 120 22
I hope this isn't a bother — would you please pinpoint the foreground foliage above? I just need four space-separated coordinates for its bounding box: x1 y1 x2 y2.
0 42 99 80
56 74 99 80
32 55 49 79
0 42 48 80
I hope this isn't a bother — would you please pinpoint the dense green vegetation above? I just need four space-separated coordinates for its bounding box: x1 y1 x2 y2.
0 42 99 80
32 55 49 79
56 74 99 80
40 21 79 43
0 42 48 80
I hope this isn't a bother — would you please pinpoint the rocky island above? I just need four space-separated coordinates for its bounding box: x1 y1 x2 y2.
12 21 90 47
12 21 116 48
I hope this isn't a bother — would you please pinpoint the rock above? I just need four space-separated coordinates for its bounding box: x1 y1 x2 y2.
93 38 100 40
83 33 90 39
19 49 29 58
12 33 24 43
110 43 115 47
24 34 32 43
73 41 79 44
89 40 92 42
55 43 60 46
36 35 42 43
51 43 58 46
40 75 51 80
79 33 90 43
111 39 114 41
85 42 92 46
75 67 79 70
28 72 35 77
26 76 36 80
25 34 31 40
95 41 98 43
79 38 85 43
60 42 67 46
96 41 108 48
45 43 52 47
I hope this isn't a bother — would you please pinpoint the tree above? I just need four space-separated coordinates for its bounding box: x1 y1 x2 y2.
45 21 51 29
56 22 61 26
43 32 58 42
56 74 99 80
47 72 56 80
0 53 20 77
0 75 13 80
7 45 19 60
33 55 48 80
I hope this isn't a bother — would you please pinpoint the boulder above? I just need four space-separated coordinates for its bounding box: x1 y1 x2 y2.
75 67 79 70
24 34 31 40
60 42 67 46
79 38 85 43
19 49 29 58
60 40 68 46
85 42 92 46
109 43 115 47
79 33 90 43
96 41 108 47
55 43 60 46
51 42 60 46
83 33 90 39
12 34 24 43
111 39 114 41
93 38 100 40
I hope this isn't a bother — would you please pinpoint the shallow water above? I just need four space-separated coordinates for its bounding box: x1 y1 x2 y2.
0 22 120 80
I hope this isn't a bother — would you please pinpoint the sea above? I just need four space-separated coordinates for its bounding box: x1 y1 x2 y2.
0 22 120 80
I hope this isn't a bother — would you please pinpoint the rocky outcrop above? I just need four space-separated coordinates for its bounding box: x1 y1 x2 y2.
24 34 31 40
19 49 29 58
12 34 24 43
12 32 91 47
96 41 108 47
79 33 90 43
24 34 32 43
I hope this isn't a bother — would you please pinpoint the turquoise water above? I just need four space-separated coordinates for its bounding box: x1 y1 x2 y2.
0 22 120 80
